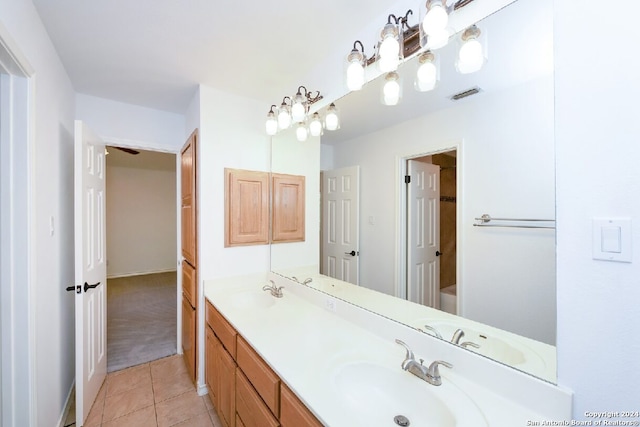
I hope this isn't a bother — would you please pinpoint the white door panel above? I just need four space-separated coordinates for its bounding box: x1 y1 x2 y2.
408 161 440 308
321 166 360 285
75 121 107 426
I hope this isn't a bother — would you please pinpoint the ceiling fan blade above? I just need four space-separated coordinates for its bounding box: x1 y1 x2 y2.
113 147 140 155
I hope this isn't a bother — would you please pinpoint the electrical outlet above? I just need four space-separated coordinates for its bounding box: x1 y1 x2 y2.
324 298 337 313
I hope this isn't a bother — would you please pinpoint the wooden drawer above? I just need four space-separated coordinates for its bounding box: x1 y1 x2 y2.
182 260 196 308
236 336 280 417
206 301 237 358
236 369 279 427
280 384 323 427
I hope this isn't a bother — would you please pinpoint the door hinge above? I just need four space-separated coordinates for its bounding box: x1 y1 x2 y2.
404 175 411 184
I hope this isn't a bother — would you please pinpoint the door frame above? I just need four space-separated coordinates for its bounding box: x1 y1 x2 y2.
395 141 463 313
102 137 183 355
0 23 36 427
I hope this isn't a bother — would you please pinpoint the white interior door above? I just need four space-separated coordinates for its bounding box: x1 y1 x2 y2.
321 166 360 285
407 160 440 308
74 120 107 426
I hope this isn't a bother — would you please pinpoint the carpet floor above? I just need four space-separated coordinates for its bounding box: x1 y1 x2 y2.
107 271 177 373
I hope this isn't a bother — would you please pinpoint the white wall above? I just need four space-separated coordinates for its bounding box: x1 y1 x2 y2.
76 93 185 152
0 0 76 425
328 76 555 344
106 164 177 278
555 0 640 417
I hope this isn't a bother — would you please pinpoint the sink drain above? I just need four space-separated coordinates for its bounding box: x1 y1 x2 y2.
394 415 410 426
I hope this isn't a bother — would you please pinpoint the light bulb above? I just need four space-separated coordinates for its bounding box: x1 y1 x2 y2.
277 107 291 130
325 103 340 131
309 113 323 137
347 61 365 91
266 116 278 136
378 23 401 72
296 123 308 142
379 35 400 59
415 53 437 92
382 72 401 106
291 102 306 122
422 1 448 35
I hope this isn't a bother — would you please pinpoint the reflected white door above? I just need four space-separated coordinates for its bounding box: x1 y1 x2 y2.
407 160 440 308
74 120 107 426
321 166 360 285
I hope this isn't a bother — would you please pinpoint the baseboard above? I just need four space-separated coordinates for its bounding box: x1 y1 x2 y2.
107 268 177 279
57 381 75 427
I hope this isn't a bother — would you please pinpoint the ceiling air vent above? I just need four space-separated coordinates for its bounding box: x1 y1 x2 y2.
450 87 482 101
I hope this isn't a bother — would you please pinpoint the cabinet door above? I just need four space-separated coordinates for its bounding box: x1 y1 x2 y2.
182 260 196 308
271 173 305 243
181 130 197 266
224 168 269 247
235 369 279 427
181 296 196 382
280 384 322 427
205 326 218 408
217 347 237 427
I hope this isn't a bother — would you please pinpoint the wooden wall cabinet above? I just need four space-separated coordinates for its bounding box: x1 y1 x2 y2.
271 173 305 243
225 168 270 247
205 301 322 427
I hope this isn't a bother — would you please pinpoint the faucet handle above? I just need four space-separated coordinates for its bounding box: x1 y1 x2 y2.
395 339 416 370
427 360 453 385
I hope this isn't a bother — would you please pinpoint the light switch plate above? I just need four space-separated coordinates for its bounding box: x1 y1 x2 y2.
592 218 632 262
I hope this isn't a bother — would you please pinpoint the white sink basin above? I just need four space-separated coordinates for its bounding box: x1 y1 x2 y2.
332 361 487 427
415 318 546 370
227 290 276 310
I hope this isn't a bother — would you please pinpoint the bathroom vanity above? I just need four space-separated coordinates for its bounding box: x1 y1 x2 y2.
204 273 571 427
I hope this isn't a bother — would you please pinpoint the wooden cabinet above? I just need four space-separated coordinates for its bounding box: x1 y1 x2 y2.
181 130 197 266
236 370 279 427
181 296 196 382
280 384 323 427
182 260 196 308
271 173 305 243
224 168 269 247
205 301 321 427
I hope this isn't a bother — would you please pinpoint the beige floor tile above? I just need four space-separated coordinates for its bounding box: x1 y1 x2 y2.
208 409 224 427
156 391 207 427
153 369 195 402
151 355 188 382
174 412 214 427
107 363 152 396
102 404 158 427
103 381 155 422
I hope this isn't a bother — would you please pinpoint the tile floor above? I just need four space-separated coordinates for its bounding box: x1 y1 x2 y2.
66 355 222 427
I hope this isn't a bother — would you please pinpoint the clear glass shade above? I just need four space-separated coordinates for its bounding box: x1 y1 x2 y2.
265 111 278 135
291 93 307 123
309 113 323 137
456 27 486 74
277 105 292 130
415 52 438 92
382 72 402 106
295 122 309 142
377 23 402 72
422 1 449 35
325 104 340 131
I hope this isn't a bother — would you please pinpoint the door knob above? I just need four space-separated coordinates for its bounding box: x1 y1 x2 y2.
344 250 358 256
83 281 101 293
436 251 443 256
66 285 81 294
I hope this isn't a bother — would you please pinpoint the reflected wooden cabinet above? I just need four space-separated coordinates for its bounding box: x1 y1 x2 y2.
181 130 197 266
271 173 305 243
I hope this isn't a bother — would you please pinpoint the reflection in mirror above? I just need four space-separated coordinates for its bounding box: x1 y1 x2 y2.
271 0 556 383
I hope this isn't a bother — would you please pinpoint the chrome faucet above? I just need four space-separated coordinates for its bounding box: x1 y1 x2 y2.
422 325 443 339
450 328 465 344
291 276 313 285
395 339 452 386
262 280 284 298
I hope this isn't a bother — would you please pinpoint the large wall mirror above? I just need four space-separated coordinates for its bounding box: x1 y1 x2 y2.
271 0 556 383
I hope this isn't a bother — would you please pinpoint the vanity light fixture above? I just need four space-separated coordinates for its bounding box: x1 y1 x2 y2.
277 96 292 130
415 51 438 91
377 14 403 72
324 103 340 131
265 105 278 136
346 40 367 91
295 122 309 142
456 25 485 74
309 112 323 137
382 71 402 106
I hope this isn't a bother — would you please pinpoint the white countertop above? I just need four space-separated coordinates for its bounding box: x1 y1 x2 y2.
204 273 572 427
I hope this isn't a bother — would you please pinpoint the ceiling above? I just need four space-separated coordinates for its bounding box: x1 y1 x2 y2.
32 0 396 113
